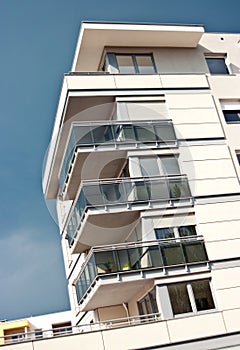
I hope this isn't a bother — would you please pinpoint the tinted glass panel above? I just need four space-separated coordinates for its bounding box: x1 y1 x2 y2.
139 157 159 177
161 244 185 266
95 251 116 273
155 227 174 240
192 280 215 311
223 110 240 122
116 55 135 73
206 58 229 74
135 55 155 74
237 153 240 165
168 283 192 314
183 242 207 263
161 157 180 175
179 225 197 237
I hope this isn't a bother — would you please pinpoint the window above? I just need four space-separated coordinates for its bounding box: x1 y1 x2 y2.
223 110 240 123
205 57 229 74
168 279 215 315
236 152 240 165
52 322 72 336
139 156 180 178
155 225 197 240
221 100 240 123
138 288 158 317
35 329 43 339
104 53 156 74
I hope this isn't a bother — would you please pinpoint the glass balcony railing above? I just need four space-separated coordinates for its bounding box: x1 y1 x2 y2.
59 120 177 192
75 237 208 305
66 175 191 247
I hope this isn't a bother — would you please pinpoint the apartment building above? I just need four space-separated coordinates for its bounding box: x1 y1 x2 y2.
39 22 240 349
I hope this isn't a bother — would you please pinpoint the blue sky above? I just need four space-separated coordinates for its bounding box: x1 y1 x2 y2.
0 0 240 320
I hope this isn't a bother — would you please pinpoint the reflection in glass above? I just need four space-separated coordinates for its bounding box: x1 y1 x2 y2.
168 283 192 314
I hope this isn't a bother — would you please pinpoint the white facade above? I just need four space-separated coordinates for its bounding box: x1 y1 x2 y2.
41 22 240 349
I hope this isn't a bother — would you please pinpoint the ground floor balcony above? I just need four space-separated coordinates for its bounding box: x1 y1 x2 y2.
65 175 192 251
74 237 208 311
59 120 177 197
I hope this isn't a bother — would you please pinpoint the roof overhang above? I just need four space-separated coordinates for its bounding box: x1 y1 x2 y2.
72 22 205 71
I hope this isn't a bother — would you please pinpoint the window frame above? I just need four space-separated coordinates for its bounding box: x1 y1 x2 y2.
220 100 240 123
205 55 230 75
104 53 157 74
167 279 216 317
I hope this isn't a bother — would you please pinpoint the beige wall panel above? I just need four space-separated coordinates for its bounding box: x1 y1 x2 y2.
114 75 162 89
196 201 240 223
167 312 226 342
225 125 240 149
208 76 240 98
189 178 239 197
126 102 168 120
34 332 104 350
206 239 240 261
66 75 116 89
179 144 230 162
182 159 236 180
170 108 220 125
198 220 240 241
175 123 224 139
166 94 215 109
161 74 209 88
154 48 206 74
212 267 240 289
223 309 240 333
217 287 240 310
102 322 169 350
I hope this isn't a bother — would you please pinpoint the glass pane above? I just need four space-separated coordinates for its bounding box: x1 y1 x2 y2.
95 251 116 273
128 248 141 269
134 125 156 142
149 289 158 313
161 244 185 266
135 55 155 74
148 180 169 200
161 157 180 175
179 225 197 237
154 124 176 142
92 125 113 143
237 153 240 165
155 227 174 240
138 247 152 268
73 125 93 145
223 111 240 122
116 55 135 73
134 181 149 201
88 255 97 281
117 249 131 270
114 125 135 141
148 246 163 267
139 157 159 177
101 182 126 203
191 280 215 311
168 283 192 314
206 58 229 74
83 184 104 206
183 242 207 263
169 180 191 199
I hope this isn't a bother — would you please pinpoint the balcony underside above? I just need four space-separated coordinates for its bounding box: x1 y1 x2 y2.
72 210 139 254
63 150 127 200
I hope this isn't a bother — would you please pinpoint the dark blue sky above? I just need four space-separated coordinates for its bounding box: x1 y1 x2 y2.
0 0 239 320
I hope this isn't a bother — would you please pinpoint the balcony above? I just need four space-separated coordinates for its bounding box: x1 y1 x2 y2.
66 175 192 251
59 120 177 196
75 237 208 310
